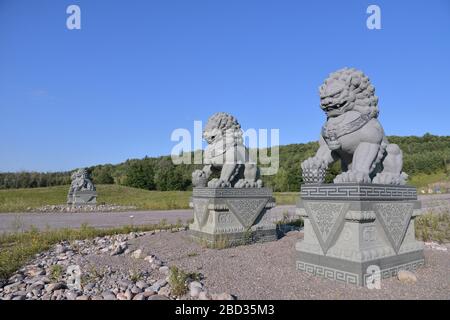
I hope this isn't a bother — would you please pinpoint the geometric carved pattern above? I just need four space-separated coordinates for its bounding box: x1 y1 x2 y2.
193 198 210 227
193 187 273 198
304 202 349 254
226 198 268 229
296 261 359 285
301 184 417 201
374 202 413 254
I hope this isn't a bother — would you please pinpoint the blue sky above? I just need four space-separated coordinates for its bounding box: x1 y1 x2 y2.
1 0 449 172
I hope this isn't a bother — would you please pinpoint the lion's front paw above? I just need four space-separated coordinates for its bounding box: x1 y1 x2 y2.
334 171 370 184
207 178 231 188
192 170 208 187
373 172 408 185
235 179 263 188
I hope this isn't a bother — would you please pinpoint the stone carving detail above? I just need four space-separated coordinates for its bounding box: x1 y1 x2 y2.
301 68 408 185
304 202 349 254
193 187 272 198
301 184 417 201
191 112 263 188
193 199 209 227
296 261 359 285
362 226 376 242
374 202 413 253
67 168 96 205
226 198 268 229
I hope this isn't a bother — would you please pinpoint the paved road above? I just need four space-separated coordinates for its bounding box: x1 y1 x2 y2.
0 194 448 234
0 205 297 234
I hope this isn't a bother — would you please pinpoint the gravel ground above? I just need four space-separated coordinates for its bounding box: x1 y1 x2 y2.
130 230 450 300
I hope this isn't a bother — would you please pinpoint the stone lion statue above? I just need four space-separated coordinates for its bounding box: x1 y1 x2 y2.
301 68 407 185
69 168 96 193
192 112 263 188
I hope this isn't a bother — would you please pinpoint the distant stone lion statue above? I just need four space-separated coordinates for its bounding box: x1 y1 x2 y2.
192 112 263 188
69 168 96 193
302 68 407 185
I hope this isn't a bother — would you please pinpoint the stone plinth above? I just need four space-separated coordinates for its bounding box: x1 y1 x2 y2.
296 183 424 286
67 190 97 205
189 187 277 247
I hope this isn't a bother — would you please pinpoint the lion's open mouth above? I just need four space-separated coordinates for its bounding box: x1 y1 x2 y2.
323 100 348 117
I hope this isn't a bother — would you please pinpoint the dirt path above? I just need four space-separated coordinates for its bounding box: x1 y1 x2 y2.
0 205 296 234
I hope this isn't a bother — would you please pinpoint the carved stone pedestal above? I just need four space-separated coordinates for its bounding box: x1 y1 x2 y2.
296 183 424 286
67 190 97 205
189 187 277 247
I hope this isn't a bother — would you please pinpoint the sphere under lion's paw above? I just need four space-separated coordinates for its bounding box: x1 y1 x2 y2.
373 172 402 185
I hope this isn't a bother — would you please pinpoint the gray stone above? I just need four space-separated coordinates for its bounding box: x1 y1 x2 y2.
67 168 97 205
102 291 116 300
147 294 169 300
65 290 79 300
158 266 169 275
189 286 201 298
150 279 167 292
211 292 235 300
135 280 148 289
295 183 424 286
198 291 211 300
397 270 417 284
45 282 65 293
133 293 145 300
131 249 143 259
301 68 407 185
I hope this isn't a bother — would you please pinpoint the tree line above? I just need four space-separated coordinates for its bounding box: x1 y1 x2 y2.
1 134 449 192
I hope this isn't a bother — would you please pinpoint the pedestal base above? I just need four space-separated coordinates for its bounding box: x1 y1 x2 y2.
67 190 97 205
296 183 424 286
189 187 277 247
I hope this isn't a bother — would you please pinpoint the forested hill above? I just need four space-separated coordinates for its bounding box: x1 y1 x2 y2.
1 134 449 192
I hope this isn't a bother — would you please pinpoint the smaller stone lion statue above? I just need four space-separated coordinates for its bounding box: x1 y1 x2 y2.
302 68 407 185
69 168 96 193
192 112 263 188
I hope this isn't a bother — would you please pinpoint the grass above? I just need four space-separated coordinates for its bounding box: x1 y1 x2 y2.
49 264 64 282
0 185 192 213
0 222 184 282
409 172 449 189
168 266 202 296
415 210 450 244
0 185 299 213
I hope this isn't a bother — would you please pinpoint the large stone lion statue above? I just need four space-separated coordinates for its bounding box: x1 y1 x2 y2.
301 68 407 185
192 112 263 188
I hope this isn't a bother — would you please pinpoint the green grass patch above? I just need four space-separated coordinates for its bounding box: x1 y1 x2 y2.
0 185 193 213
0 222 183 282
0 185 299 213
409 172 449 189
273 192 299 205
415 210 450 244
